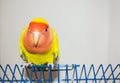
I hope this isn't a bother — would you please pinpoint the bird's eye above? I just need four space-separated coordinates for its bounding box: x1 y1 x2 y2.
45 28 48 32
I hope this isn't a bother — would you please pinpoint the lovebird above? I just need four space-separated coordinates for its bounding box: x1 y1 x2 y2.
19 18 60 66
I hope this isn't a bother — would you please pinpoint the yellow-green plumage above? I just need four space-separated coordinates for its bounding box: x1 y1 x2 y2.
19 27 60 65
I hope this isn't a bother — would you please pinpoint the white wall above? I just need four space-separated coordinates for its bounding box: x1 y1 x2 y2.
108 0 120 64
0 0 119 67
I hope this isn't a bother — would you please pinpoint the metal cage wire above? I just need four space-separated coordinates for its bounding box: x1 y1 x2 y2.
0 64 120 83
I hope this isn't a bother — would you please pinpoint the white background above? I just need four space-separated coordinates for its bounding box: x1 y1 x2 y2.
0 0 120 67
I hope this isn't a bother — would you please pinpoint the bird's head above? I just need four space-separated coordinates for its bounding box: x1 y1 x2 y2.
23 18 53 53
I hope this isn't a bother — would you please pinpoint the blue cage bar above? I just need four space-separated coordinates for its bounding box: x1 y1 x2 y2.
0 64 120 83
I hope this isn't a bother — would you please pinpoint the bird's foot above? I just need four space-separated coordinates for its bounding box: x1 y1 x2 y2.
24 62 33 68
46 63 54 69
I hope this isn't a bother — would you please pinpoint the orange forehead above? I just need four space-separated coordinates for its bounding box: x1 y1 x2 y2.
29 22 48 32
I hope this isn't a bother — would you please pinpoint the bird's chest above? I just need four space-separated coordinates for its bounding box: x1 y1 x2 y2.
26 51 54 65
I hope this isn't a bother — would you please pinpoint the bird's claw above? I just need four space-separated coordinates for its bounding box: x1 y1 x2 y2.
46 63 54 69
24 62 33 67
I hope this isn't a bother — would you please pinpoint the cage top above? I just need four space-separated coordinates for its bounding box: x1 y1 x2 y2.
0 64 120 83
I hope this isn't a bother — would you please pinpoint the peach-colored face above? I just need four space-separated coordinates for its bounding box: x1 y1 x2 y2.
23 22 53 54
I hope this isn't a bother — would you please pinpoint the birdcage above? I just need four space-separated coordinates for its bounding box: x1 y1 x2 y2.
0 64 120 83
